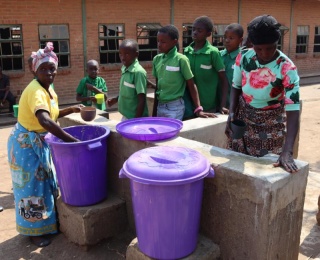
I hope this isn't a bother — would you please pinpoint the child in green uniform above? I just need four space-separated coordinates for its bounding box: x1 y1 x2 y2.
220 23 244 107
183 16 229 120
76 59 107 107
107 39 148 120
152 24 214 120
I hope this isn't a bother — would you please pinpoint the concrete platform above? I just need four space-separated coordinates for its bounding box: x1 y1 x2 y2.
56 192 128 249
126 235 220 260
58 108 309 259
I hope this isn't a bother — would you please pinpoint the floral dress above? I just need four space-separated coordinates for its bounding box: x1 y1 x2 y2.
228 49 300 157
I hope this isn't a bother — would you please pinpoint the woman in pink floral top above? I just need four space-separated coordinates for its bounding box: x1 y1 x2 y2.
225 15 300 173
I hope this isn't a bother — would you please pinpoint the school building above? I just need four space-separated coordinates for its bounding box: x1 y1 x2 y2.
1 0 319 104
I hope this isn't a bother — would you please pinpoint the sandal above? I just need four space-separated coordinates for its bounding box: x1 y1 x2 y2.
29 236 51 247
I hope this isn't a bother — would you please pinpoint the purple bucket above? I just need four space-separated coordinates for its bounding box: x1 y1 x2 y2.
45 125 110 206
120 146 214 259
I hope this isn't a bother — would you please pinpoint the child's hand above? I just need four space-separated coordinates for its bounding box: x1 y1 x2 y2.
86 83 95 91
197 111 217 118
219 107 229 115
90 96 97 103
107 98 118 107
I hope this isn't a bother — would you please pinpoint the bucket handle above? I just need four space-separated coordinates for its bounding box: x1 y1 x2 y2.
206 167 215 178
119 168 127 178
87 141 102 150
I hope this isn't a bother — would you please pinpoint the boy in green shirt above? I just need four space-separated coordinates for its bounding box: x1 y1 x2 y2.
152 24 214 120
220 23 244 107
107 39 148 120
183 16 229 120
76 59 107 107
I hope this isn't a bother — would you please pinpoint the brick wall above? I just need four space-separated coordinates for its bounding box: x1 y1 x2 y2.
1 0 319 103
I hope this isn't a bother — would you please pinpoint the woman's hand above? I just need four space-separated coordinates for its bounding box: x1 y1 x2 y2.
225 113 234 138
71 104 85 113
273 151 298 173
197 111 217 118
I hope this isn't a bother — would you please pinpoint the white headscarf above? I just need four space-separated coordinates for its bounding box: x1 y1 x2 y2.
31 42 58 72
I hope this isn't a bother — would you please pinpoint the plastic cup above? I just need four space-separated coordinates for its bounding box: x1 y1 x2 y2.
95 93 104 104
13 105 19 118
231 119 246 139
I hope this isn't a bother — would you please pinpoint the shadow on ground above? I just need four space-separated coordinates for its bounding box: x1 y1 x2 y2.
0 230 135 260
300 224 320 258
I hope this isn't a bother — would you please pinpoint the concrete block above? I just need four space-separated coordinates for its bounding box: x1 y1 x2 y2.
200 151 309 260
56 192 128 247
180 116 228 149
126 235 220 260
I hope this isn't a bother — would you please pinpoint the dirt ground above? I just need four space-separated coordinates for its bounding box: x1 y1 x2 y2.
1 84 320 259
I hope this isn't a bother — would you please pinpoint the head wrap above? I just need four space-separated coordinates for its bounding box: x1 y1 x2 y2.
31 42 58 72
247 15 281 45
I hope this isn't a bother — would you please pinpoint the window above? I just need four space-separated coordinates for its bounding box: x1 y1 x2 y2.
39 24 70 67
212 24 228 51
296 25 309 54
182 23 193 48
99 24 124 64
0 25 23 70
137 23 162 61
277 25 289 51
313 26 320 53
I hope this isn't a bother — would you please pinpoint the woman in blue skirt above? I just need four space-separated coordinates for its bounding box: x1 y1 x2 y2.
7 42 83 247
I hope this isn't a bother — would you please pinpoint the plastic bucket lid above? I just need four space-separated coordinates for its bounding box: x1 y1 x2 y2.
120 146 213 185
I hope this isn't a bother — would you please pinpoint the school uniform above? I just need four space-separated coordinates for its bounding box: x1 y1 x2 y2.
183 40 225 119
152 46 193 120
118 59 149 119
220 47 240 106
76 76 107 106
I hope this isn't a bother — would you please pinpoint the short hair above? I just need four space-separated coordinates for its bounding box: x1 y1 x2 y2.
87 59 99 67
193 16 214 33
247 15 281 45
120 39 139 52
225 23 244 38
158 25 179 40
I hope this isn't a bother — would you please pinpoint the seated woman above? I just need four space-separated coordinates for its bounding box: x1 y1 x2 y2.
7 42 83 247
225 15 300 173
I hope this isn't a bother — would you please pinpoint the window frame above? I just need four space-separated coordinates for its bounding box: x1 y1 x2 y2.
136 23 162 61
98 23 125 64
182 23 193 49
0 24 23 71
212 24 228 51
313 25 320 53
38 24 71 68
277 25 289 51
296 25 309 54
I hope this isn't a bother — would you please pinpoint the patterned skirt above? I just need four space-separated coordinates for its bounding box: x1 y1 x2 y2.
227 96 286 157
7 123 58 236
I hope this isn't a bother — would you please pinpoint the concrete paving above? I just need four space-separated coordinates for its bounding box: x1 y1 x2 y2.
1 84 320 259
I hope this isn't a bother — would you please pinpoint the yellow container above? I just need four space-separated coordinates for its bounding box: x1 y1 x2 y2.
95 93 104 104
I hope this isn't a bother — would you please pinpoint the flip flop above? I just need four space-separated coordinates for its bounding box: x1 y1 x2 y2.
29 236 51 247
